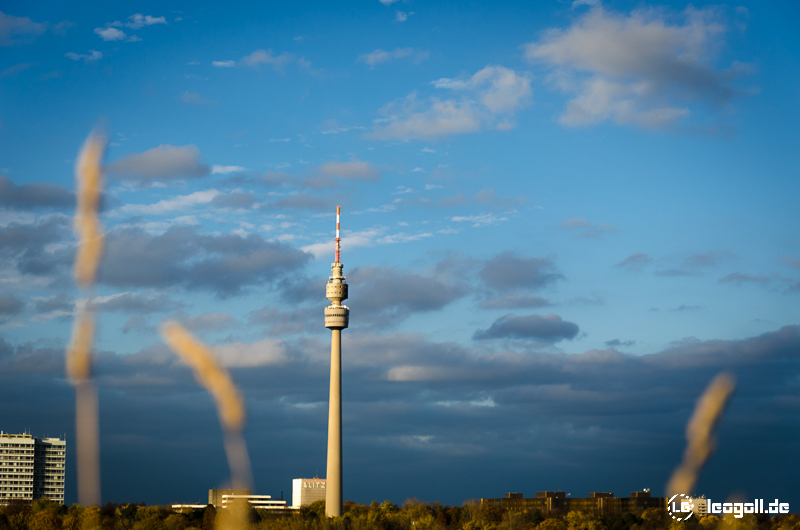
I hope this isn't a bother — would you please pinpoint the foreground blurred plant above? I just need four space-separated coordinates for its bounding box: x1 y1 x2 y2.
666 372 736 497
161 321 253 529
66 129 107 507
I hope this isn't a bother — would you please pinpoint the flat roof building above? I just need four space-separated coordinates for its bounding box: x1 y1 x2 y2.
208 489 287 511
172 504 209 510
292 478 326 509
481 490 666 516
0 432 66 505
209 488 250 508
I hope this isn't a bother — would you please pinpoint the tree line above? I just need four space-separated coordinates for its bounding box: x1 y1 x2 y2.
0 497 797 530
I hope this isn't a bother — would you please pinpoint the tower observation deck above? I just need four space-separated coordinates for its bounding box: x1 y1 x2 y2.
324 207 349 329
324 206 348 517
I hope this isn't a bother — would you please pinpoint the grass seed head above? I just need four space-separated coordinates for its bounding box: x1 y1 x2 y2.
666 372 735 497
161 321 246 432
74 132 106 287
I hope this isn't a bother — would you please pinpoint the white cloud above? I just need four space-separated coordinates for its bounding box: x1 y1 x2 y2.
437 397 497 408
379 0 400 5
65 50 102 62
240 49 293 70
371 93 482 140
358 47 413 67
473 66 533 113
125 14 167 29
396 11 409 22
0 11 47 46
302 227 387 259
450 213 509 227
377 232 433 244
211 165 246 174
211 49 295 71
176 312 237 332
572 0 600 7
121 215 199 233
432 78 469 90
524 6 749 129
320 159 381 182
117 190 220 216
303 226 435 260
296 57 315 72
363 203 397 213
558 217 619 238
559 78 690 127
434 65 532 113
372 66 531 140
0 63 36 77
421 147 436 153
321 125 366 135
214 338 288 367
180 91 213 105
93 14 164 42
107 144 209 181
94 27 126 41
388 365 461 382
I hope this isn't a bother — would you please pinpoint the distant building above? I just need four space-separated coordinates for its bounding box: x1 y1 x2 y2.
172 504 209 510
687 496 707 517
481 490 666 515
0 432 66 505
209 488 250 508
207 488 287 510
292 478 326 508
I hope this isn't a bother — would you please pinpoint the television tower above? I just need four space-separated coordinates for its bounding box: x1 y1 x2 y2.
324 206 349 517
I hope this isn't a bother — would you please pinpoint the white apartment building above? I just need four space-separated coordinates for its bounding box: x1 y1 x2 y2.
689 496 708 517
292 478 326 509
0 432 66 504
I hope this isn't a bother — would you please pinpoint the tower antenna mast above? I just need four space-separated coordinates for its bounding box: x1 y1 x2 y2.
335 206 341 263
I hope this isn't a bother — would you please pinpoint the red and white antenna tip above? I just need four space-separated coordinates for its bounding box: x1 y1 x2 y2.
334 206 341 263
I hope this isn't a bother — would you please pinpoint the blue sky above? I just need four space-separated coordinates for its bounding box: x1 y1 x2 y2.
1 0 799 508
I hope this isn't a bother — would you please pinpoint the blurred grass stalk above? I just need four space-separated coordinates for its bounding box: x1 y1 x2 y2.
161 322 253 491
66 130 107 507
75 380 101 506
161 321 253 529
666 372 736 498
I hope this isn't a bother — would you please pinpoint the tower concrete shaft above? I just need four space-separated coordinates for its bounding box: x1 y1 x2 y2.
325 329 342 516
324 206 348 517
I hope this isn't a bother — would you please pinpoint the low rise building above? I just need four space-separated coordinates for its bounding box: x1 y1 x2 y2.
208 488 287 510
481 490 666 516
292 478 326 509
172 504 209 510
0 432 66 505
